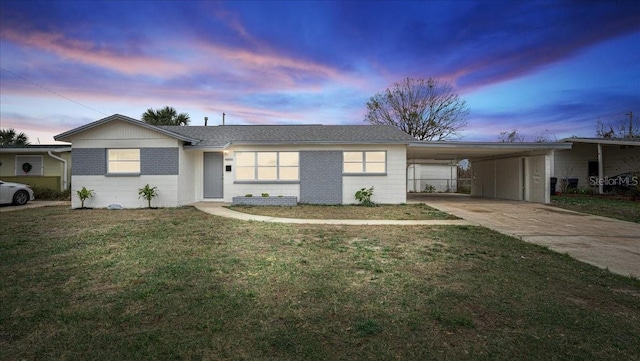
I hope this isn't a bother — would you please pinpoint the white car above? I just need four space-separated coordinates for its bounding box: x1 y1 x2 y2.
0 180 35 205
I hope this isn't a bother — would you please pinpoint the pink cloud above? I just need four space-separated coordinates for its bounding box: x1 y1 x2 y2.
1 28 190 77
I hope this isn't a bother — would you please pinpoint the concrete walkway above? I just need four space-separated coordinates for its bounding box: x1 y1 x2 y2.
410 194 640 278
192 202 473 226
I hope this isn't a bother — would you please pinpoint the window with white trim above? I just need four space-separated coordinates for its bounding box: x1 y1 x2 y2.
343 151 386 174
15 155 43 176
235 152 299 181
107 149 140 174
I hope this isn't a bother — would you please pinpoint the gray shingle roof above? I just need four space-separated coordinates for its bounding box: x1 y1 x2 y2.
159 125 417 147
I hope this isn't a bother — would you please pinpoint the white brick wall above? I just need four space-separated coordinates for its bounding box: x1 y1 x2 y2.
71 175 179 208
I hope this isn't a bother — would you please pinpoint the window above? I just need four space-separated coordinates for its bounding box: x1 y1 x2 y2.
235 152 299 181
15 155 43 176
343 151 386 174
107 149 140 174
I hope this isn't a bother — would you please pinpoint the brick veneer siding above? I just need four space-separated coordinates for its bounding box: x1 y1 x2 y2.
71 148 105 175
141 148 179 175
232 196 297 206
299 151 342 204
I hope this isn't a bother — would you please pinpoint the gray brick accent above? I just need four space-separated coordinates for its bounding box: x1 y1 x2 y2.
299 151 342 204
72 148 105 175
141 148 179 175
232 196 297 206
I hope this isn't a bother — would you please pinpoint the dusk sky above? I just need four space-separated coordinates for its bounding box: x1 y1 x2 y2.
1 0 639 144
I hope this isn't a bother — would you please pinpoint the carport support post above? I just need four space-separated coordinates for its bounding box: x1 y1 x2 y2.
597 143 604 194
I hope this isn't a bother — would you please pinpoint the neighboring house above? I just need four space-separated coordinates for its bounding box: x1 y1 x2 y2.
0 145 71 191
55 114 571 208
407 161 458 193
553 138 640 193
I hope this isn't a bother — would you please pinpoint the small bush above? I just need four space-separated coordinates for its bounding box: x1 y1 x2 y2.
261 193 269 197
355 186 376 207
76 187 94 208
245 194 253 197
138 184 159 208
423 184 436 193
31 186 71 201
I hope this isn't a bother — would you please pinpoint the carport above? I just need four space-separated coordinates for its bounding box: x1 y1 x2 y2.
407 141 572 203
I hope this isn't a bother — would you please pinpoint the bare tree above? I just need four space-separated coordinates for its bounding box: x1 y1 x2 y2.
364 77 469 140
533 130 557 143
142 106 190 126
0 128 30 146
498 129 525 142
596 112 638 139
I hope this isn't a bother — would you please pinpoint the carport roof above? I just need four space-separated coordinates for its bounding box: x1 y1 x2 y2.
407 141 572 161
560 137 640 146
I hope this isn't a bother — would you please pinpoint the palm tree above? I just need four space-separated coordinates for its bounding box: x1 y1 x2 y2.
0 128 30 146
141 106 190 126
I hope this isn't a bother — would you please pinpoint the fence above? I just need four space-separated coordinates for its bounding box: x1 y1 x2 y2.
407 178 471 193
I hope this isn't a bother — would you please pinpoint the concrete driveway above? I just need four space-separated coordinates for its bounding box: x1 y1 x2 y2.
0 200 69 212
410 193 640 278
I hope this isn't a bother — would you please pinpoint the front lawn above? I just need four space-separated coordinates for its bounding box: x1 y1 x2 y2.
227 203 458 220
1 207 639 360
551 194 640 223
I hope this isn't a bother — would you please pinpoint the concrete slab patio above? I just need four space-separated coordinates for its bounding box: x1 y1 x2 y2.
410 193 640 279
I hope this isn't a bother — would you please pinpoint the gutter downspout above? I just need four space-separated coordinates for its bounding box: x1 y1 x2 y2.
48 151 68 191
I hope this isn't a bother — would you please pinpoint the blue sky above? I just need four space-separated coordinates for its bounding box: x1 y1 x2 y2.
1 0 638 144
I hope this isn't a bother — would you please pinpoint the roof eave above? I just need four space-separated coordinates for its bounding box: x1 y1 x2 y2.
409 141 573 150
227 140 413 146
560 138 640 146
0 146 72 153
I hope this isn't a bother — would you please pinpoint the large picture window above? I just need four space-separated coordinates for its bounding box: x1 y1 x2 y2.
236 152 299 181
107 149 140 174
343 151 386 174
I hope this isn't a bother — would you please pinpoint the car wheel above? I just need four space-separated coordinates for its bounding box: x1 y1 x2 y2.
13 190 30 206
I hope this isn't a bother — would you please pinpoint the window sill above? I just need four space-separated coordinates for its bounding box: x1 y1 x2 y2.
343 173 387 176
105 173 141 177
234 180 299 184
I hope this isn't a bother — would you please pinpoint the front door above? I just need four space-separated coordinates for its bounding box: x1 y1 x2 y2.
203 153 223 198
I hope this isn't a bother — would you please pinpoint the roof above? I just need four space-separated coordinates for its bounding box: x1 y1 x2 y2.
408 141 572 160
560 138 640 146
0 145 72 153
53 114 416 147
54 114 200 144
159 124 417 147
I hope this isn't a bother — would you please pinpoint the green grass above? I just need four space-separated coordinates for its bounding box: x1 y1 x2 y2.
227 203 459 220
1 206 639 360
551 194 640 223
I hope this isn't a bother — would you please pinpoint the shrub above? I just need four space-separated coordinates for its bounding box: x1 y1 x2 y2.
138 184 159 208
355 186 376 207
76 187 94 208
423 184 436 193
245 194 253 197
261 193 269 197
32 186 71 201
